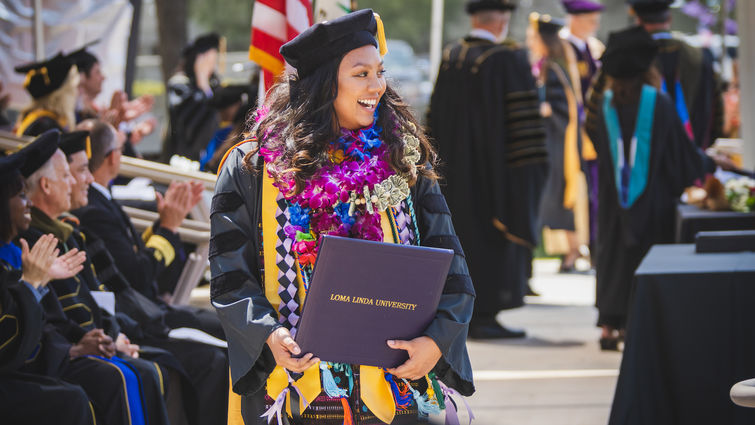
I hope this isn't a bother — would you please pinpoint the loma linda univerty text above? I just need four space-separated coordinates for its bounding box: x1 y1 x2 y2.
329 293 418 311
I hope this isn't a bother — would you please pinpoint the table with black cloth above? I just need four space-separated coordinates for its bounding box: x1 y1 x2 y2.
609 244 755 425
676 203 755 243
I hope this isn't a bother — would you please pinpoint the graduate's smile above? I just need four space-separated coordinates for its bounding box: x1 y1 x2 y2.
334 45 386 130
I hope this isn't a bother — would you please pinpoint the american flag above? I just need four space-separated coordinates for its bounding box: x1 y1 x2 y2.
249 0 313 93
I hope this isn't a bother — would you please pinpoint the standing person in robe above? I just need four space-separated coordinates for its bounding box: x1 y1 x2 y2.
14 53 80 136
584 26 714 350
428 0 548 339
163 33 222 162
528 13 583 272
560 0 605 264
628 0 723 149
0 150 95 425
211 9 474 424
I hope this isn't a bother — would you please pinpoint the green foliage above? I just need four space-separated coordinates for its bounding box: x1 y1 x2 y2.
189 0 252 51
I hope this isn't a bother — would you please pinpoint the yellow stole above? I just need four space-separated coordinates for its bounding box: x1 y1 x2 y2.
260 169 397 423
15 109 66 136
550 62 581 210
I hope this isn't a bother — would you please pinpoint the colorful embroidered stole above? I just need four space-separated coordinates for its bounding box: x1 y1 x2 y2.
602 85 656 209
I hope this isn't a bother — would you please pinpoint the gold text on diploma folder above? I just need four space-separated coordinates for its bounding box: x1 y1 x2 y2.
329 293 418 311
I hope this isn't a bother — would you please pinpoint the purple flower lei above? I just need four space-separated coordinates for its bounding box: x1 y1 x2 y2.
259 106 397 267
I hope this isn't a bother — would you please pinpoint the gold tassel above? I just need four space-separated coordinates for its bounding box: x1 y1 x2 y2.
529 12 540 33
85 136 92 159
374 13 388 57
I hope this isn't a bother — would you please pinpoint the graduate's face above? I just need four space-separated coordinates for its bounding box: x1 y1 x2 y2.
41 151 76 215
334 45 386 130
68 151 94 210
80 62 105 97
8 184 31 238
570 12 601 39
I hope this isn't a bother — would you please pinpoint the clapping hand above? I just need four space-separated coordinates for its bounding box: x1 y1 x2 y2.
49 248 87 280
19 234 58 289
156 180 204 232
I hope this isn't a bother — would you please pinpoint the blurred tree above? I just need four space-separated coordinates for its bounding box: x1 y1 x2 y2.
155 0 187 86
190 0 253 51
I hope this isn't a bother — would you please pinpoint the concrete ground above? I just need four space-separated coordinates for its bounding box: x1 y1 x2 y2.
190 258 622 425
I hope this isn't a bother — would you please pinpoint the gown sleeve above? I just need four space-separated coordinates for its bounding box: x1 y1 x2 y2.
210 144 280 395
412 175 476 396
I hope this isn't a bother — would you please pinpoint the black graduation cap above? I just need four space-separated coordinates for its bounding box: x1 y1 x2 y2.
601 26 659 79
280 9 388 78
628 0 673 23
13 53 75 99
465 0 517 14
530 12 565 36
0 150 26 181
67 40 101 74
18 130 62 178
211 85 250 110
59 130 92 159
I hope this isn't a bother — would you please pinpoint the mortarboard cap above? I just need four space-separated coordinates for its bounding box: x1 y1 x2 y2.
183 33 221 59
211 85 250 110
280 9 388 78
67 40 101 74
14 53 75 100
18 130 62 178
466 0 517 14
0 150 26 181
628 0 673 23
530 12 565 36
601 26 659 78
562 0 604 14
59 130 92 159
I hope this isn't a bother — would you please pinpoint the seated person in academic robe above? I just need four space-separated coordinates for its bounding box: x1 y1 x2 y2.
212 10 475 425
61 129 228 425
2 130 154 425
17 130 175 425
163 33 221 162
73 120 225 340
584 27 714 350
14 52 80 136
0 150 94 425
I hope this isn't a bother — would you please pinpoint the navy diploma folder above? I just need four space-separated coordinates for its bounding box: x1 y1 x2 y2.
294 235 454 368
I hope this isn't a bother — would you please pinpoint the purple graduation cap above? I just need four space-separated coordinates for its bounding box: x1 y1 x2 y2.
562 0 605 14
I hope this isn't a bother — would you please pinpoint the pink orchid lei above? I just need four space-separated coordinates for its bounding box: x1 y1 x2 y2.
258 105 398 269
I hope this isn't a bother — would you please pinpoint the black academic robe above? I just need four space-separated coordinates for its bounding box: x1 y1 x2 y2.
73 187 225 340
0 263 95 425
62 214 228 425
585 89 711 329
210 144 475 423
16 109 66 137
539 60 578 231
162 72 220 162
653 34 723 149
427 36 548 316
20 209 173 425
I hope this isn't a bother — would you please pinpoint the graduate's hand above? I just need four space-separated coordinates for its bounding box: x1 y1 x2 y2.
386 336 442 381
20 235 58 288
70 329 115 358
49 248 86 280
115 333 140 358
266 327 320 373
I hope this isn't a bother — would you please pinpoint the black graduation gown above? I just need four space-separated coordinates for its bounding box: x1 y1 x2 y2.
162 72 220 162
539 61 578 231
16 109 66 137
427 36 548 316
653 34 723 149
20 209 174 425
0 263 94 425
210 144 475 423
585 90 709 328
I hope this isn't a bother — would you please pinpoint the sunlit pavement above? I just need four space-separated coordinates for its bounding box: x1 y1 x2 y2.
191 258 622 425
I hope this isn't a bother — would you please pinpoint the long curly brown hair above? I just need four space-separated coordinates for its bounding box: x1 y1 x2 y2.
243 52 438 195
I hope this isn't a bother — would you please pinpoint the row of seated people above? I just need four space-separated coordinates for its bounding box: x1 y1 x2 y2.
0 128 228 425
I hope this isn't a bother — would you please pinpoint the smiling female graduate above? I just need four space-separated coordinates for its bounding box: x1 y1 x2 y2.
210 9 475 425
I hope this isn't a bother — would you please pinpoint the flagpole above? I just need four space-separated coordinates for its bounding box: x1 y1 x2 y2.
430 0 444 85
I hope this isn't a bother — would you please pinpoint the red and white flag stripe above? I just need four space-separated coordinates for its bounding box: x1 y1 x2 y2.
249 0 313 92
